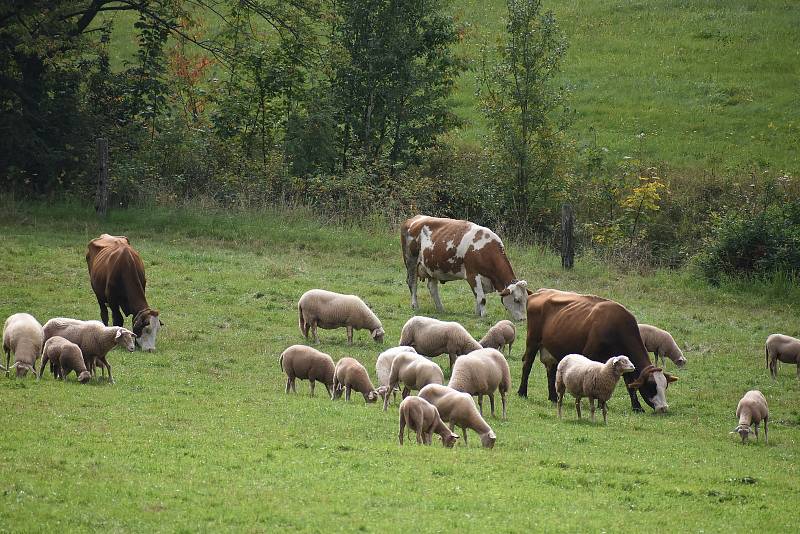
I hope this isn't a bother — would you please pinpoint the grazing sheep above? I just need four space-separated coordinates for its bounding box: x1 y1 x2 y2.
399 316 481 370
418 384 496 448
279 345 336 396
42 318 136 384
332 357 379 403
732 390 769 444
39 336 91 383
448 348 511 419
478 320 516 356
382 352 444 411
398 396 459 447
556 354 636 424
638 324 686 368
765 334 800 379
298 289 385 344
3 313 44 378
375 345 417 401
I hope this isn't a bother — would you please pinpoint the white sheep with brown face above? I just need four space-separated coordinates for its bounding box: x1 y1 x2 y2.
42 318 135 384
279 345 336 396
556 354 636 424
298 289 385 344
332 357 379 404
398 396 458 448
638 324 686 368
765 334 800 379
3 313 44 378
732 390 769 444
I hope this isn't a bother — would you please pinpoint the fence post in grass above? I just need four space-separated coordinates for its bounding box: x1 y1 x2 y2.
561 203 574 269
95 137 109 217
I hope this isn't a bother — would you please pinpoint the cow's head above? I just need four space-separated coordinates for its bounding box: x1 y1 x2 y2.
371 327 385 344
627 365 678 413
114 328 137 352
499 280 528 321
133 309 162 352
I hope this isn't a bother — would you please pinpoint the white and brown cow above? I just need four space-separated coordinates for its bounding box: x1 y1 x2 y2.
86 234 161 352
401 215 528 320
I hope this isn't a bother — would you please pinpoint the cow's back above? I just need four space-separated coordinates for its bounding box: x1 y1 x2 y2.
88 238 146 312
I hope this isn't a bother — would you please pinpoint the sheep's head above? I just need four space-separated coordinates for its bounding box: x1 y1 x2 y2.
77 371 92 384
365 390 379 403
480 430 497 449
371 327 385 344
610 355 636 376
115 328 136 352
730 424 753 443
500 280 528 321
442 433 459 448
676 356 687 368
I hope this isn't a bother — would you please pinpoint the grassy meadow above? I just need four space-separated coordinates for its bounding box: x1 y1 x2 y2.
1 202 800 531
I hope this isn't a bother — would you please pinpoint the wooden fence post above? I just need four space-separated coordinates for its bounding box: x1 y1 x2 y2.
95 138 109 217
561 203 574 269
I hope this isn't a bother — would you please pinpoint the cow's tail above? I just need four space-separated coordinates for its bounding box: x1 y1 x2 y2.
298 305 306 338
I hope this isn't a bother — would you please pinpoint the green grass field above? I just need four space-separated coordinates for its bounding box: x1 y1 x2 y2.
101 0 800 174
1 202 799 531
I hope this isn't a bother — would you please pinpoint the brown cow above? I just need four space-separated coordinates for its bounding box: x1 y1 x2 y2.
400 215 528 320
518 288 677 413
86 234 161 352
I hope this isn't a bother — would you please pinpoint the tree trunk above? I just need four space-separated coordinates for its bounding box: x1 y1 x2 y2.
95 138 109 217
561 203 574 269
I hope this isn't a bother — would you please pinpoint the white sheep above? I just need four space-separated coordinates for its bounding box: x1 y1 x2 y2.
279 344 336 396
418 384 496 448
555 354 636 424
332 357 379 403
448 348 511 419
399 316 481 370
382 352 444 411
638 323 686 368
375 345 417 401
39 336 91 383
765 333 800 379
42 318 136 384
298 289 385 344
398 396 459 447
3 313 44 378
731 390 769 444
478 320 516 356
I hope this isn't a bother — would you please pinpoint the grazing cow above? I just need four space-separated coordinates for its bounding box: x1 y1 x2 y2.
86 234 161 352
518 288 678 413
400 215 528 320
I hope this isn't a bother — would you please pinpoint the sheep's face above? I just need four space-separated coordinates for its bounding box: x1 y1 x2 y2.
133 310 161 353
365 390 379 403
442 433 459 448
115 328 136 352
78 371 92 383
676 356 687 368
500 280 528 321
611 356 636 375
371 327 385 344
480 431 497 449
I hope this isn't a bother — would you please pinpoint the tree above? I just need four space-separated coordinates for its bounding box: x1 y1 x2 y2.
478 0 569 226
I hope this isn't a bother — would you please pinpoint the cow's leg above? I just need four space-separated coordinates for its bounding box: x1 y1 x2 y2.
111 304 124 328
518 340 540 398
97 299 109 326
427 279 444 313
623 373 645 412
468 273 487 317
546 364 558 403
405 256 419 310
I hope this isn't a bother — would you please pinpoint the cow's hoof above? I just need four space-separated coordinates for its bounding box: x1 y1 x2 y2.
517 390 528 398
633 406 645 413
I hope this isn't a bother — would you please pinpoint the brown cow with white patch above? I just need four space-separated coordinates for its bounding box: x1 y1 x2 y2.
401 215 528 320
86 234 161 352
518 288 678 413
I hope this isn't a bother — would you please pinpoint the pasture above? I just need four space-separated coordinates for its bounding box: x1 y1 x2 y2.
1 202 800 531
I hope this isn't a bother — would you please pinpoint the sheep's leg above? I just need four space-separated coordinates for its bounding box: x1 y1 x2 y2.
589 398 596 423
461 426 468 446
345 385 351 401
753 423 759 441
557 391 564 418
401 386 410 399
575 398 582 419
448 353 457 372
398 416 405 445
796 362 799 380
291 378 297 393
507 341 513 357
501 392 507 420
346 326 353 345
489 394 496 417
285 377 291 394
311 322 319 344
37 355 48 380
309 380 315 396
416 429 423 444
104 359 114 384
427 279 444 313
764 418 768 444
4 349 9 377
477 395 483 415
601 401 608 424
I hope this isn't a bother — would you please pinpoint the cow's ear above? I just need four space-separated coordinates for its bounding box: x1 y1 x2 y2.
627 379 642 390
159 320 164 326
526 289 533 295
499 288 511 297
665 373 678 383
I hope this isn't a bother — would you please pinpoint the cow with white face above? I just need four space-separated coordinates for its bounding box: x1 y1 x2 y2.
401 215 529 320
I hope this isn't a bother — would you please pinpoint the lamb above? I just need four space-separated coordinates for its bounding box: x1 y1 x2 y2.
298 289 385 344
382 352 444 411
279 344 336 396
478 320 516 356
448 348 511 419
638 323 687 368
398 396 459 447
3 313 44 378
765 333 800 379
418 384 496 448
555 354 636 424
731 390 769 444
332 357 379 403
399 316 481 370
38 336 91 383
42 318 136 384
375 345 417 401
